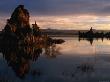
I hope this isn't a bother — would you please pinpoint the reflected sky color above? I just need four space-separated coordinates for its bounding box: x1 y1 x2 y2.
56 37 110 56
1 37 110 82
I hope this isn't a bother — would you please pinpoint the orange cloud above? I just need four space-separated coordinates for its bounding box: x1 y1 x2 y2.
30 15 110 30
1 15 110 30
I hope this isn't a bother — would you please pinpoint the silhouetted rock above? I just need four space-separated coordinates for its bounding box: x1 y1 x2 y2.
0 5 65 79
32 21 41 37
4 5 31 36
0 5 65 47
78 27 106 44
0 5 34 46
11 5 29 28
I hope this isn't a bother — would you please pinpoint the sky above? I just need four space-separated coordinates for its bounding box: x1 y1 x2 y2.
1 0 110 30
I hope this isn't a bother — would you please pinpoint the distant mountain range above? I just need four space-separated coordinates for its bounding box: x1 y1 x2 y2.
41 29 110 37
1 28 110 37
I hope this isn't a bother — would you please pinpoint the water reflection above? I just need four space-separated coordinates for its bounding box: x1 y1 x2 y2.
0 43 59 79
44 43 61 58
1 37 110 82
79 37 94 45
1 46 41 79
79 37 107 45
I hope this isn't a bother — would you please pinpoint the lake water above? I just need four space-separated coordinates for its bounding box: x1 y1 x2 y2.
1 37 110 82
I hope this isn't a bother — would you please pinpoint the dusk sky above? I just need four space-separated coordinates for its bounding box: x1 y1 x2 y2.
1 0 110 30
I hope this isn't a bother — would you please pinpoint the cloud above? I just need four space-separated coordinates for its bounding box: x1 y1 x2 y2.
1 15 110 30
1 0 110 30
29 15 110 30
0 0 110 16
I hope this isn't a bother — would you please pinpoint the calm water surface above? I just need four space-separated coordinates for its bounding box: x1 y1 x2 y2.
0 37 110 82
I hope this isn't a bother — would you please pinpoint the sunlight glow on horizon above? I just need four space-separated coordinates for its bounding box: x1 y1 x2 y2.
30 15 110 30
1 15 110 30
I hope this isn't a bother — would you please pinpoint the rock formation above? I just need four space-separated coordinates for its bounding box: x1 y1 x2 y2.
1 5 35 46
0 5 64 47
0 5 65 79
4 5 31 36
32 21 41 37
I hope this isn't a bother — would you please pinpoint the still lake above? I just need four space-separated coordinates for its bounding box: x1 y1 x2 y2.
0 37 110 82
